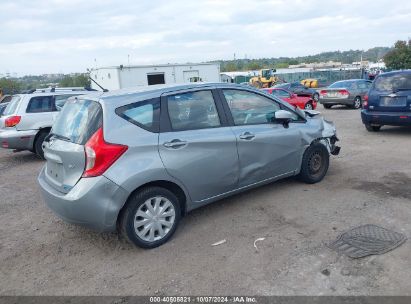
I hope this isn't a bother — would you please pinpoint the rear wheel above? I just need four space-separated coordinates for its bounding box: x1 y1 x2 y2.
312 92 319 102
365 124 381 132
323 104 332 109
119 187 181 249
34 130 49 159
298 142 329 184
352 97 362 109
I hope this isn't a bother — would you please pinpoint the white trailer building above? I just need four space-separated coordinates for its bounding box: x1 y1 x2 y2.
90 63 221 91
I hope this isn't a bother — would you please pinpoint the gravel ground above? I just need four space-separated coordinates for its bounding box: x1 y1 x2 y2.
0 107 410 296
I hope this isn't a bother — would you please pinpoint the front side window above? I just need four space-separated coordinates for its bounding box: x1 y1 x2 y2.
116 98 160 132
26 96 54 113
167 90 220 131
223 89 281 125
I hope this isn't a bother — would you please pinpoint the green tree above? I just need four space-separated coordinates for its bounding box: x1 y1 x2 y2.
0 78 21 94
384 40 411 70
59 74 91 88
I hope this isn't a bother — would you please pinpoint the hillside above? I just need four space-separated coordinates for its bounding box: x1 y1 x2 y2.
216 47 392 72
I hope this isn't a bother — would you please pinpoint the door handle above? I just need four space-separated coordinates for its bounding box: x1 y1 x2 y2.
163 139 188 149
239 132 255 140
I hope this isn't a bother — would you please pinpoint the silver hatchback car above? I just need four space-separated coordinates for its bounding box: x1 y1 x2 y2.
38 83 340 248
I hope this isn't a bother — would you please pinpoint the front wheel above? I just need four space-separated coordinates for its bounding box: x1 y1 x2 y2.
119 187 181 249
312 92 319 102
304 102 313 110
298 142 330 184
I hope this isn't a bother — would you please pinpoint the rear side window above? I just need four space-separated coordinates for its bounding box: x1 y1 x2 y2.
116 98 160 132
26 96 54 113
167 90 221 131
374 74 411 91
52 99 102 145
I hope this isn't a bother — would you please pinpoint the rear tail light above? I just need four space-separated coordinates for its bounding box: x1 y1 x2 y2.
320 90 327 95
338 89 349 95
5 116 21 127
362 95 369 109
82 127 128 178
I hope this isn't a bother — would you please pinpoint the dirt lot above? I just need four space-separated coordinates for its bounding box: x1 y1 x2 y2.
0 107 410 296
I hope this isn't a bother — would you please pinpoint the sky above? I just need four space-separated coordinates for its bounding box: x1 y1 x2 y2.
1 0 410 76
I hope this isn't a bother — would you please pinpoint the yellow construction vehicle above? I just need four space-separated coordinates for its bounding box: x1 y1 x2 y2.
249 69 279 88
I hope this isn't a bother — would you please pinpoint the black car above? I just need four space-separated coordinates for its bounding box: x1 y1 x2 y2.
361 70 411 131
274 82 319 102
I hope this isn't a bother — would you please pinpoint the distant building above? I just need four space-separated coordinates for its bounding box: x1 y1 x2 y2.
90 63 221 90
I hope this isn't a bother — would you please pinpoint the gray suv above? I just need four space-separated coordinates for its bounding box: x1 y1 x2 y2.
38 83 340 248
0 89 89 158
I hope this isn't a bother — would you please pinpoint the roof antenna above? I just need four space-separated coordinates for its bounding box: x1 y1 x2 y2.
88 75 108 92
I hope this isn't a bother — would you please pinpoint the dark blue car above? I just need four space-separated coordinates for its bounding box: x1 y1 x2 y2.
361 70 411 131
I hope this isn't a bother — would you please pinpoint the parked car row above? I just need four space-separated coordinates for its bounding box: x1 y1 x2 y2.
269 71 411 132
2 70 410 249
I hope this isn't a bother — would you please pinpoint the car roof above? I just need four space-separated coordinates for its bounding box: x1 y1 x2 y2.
97 82 254 103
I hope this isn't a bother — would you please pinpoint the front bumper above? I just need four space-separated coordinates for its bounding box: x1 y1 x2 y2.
0 128 37 151
361 110 411 126
38 167 130 232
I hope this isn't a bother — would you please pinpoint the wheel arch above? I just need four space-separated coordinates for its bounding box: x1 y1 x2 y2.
117 179 188 227
32 127 51 150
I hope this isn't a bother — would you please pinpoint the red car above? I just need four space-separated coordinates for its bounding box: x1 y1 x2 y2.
262 88 317 110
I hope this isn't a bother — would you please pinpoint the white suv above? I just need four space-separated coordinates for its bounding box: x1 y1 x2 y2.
0 88 92 158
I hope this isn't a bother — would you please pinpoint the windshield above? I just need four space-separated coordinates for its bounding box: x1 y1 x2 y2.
3 95 22 116
373 73 411 92
52 99 102 145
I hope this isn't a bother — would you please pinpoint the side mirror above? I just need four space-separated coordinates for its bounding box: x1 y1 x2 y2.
273 110 293 128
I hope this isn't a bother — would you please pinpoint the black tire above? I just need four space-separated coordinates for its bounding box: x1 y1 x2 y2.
34 130 49 159
298 142 329 184
365 124 381 132
323 104 332 109
119 187 181 249
352 96 362 109
312 92 319 102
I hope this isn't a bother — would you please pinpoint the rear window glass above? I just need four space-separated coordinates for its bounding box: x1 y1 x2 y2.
3 96 21 116
329 81 347 88
115 97 160 132
52 99 102 145
374 73 411 91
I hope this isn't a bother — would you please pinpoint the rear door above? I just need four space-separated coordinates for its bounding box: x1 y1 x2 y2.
17 95 55 131
220 88 303 187
369 73 411 112
158 89 239 202
42 98 102 193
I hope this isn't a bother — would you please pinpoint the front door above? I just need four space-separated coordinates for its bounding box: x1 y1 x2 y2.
221 89 303 187
158 89 239 203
